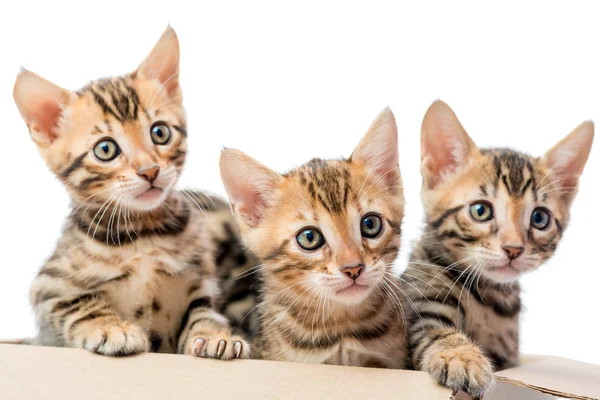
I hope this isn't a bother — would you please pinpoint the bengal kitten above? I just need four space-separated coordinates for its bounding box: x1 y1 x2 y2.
403 100 594 396
219 109 409 368
13 27 255 358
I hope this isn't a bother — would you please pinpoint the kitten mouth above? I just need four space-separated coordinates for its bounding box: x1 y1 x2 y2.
136 187 164 201
489 263 520 278
336 283 369 296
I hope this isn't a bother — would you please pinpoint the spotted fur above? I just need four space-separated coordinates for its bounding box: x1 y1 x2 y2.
220 109 409 368
402 100 594 396
13 27 256 358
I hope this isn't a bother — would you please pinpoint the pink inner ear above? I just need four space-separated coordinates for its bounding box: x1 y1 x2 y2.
162 68 179 97
433 149 459 176
422 135 461 188
33 100 63 142
374 158 400 186
236 183 269 225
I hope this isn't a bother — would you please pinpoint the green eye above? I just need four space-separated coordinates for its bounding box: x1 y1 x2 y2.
469 202 493 222
296 228 325 251
531 207 551 230
360 214 383 238
151 122 171 145
93 139 120 161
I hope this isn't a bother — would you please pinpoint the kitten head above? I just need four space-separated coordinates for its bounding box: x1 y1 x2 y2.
420 100 594 282
220 109 404 306
13 27 186 212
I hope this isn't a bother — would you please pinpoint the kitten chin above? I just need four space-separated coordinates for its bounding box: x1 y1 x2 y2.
333 283 372 304
128 187 170 212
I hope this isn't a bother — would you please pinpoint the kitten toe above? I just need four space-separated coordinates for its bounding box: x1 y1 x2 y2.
76 322 149 356
99 323 150 356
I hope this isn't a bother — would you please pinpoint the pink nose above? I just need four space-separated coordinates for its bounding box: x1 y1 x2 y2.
341 264 365 282
502 246 524 260
137 165 160 183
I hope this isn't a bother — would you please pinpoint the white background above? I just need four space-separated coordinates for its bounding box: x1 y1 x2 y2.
1 1 598 365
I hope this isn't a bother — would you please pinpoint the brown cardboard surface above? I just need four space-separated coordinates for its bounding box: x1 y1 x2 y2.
2 343 599 400
484 382 556 400
0 344 451 400
495 356 600 400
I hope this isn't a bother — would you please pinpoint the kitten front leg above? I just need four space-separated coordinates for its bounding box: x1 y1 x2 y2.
35 291 149 356
177 297 250 360
412 326 493 398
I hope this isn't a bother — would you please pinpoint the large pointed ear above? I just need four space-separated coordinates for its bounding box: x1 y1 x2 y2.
13 70 76 147
220 149 284 227
541 120 594 201
350 108 401 187
420 100 480 190
136 26 180 100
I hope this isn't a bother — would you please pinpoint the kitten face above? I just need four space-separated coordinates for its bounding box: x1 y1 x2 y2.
256 159 402 305
14 27 185 212
220 109 403 305
420 101 594 283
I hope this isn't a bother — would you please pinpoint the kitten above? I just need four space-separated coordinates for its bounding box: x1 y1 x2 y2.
219 109 409 368
13 27 255 358
403 100 594 396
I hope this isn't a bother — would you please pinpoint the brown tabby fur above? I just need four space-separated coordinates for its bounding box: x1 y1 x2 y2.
13 27 256 358
220 109 409 368
402 100 594 397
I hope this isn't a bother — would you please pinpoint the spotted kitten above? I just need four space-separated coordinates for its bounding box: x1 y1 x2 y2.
13 27 255 358
219 109 409 368
403 100 594 396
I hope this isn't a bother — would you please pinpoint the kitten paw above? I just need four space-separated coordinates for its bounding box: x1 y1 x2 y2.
189 333 250 360
428 344 494 398
74 322 150 356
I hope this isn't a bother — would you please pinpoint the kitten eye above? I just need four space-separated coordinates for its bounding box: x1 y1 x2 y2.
360 214 383 238
531 207 551 230
296 228 325 251
93 139 120 161
151 122 171 145
469 202 494 222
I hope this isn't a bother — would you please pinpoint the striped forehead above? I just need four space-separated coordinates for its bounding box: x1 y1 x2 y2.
286 158 353 215
480 149 539 199
78 77 142 123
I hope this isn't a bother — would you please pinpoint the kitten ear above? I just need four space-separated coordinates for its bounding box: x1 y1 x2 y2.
13 69 76 147
220 149 284 227
350 108 401 186
136 26 180 99
541 120 594 200
420 100 479 190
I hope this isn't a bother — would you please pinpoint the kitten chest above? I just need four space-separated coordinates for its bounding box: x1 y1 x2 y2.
99 241 199 352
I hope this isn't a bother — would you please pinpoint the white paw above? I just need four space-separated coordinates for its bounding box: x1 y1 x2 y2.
75 322 149 356
429 344 494 398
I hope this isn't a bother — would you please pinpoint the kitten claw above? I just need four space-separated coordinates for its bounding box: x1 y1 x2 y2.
186 334 249 360
217 340 226 358
233 341 242 358
193 338 206 356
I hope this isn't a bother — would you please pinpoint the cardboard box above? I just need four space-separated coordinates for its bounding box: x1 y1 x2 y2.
0 343 598 399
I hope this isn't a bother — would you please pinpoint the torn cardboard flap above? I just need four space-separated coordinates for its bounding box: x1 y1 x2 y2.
493 355 600 400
